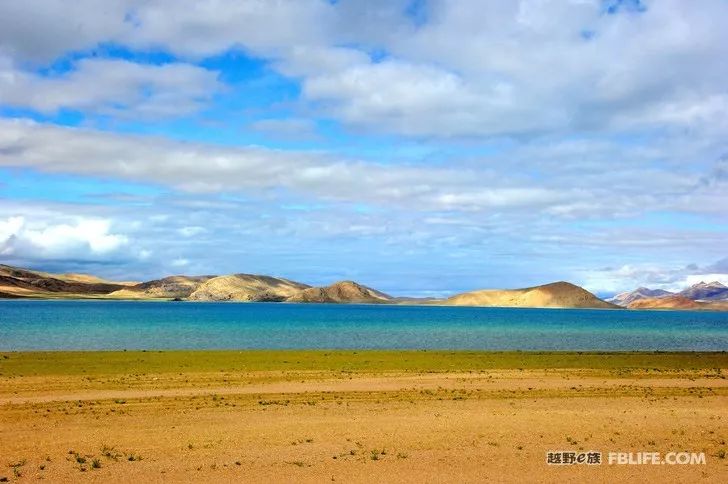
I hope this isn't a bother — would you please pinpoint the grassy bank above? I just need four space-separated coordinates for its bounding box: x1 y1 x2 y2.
1 350 727 376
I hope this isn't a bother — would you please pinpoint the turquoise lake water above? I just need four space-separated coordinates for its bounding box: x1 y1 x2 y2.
0 300 727 351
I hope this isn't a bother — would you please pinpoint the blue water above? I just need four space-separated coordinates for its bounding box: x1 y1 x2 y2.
0 300 727 351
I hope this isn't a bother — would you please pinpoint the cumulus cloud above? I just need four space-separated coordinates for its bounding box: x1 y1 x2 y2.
124 0 726 137
0 215 128 260
2 1 727 136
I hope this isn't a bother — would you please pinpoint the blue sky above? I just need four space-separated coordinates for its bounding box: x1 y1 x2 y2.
1 0 727 296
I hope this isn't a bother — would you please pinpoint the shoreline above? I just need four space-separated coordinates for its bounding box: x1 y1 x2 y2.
7 297 728 313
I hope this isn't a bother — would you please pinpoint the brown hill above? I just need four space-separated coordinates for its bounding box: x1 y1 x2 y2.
187 274 309 301
628 295 728 311
443 281 617 309
287 281 392 304
0 264 127 298
57 273 137 286
109 275 215 299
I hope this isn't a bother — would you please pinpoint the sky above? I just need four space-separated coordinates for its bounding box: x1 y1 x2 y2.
0 0 727 297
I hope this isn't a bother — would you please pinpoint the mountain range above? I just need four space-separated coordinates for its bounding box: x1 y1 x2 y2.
0 263 725 310
607 281 728 310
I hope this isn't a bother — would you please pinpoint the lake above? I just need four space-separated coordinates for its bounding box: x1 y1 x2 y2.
1 300 727 351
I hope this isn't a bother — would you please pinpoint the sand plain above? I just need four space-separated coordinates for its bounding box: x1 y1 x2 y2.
1 351 727 483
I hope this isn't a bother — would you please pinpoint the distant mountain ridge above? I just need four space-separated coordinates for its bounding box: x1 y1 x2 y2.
1 263 724 310
678 281 728 301
607 287 674 307
628 295 700 310
610 281 728 310
628 295 728 311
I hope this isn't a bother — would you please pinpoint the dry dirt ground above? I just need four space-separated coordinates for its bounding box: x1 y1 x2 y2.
1 365 727 483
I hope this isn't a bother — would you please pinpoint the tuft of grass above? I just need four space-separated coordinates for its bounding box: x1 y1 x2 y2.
9 460 27 477
101 444 121 460
370 449 386 461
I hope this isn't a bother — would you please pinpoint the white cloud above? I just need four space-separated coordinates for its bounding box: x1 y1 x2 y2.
122 0 331 59
0 57 221 118
0 118 573 213
0 215 128 260
171 258 190 267
3 1 727 136
178 226 206 237
0 0 132 62
0 118 726 220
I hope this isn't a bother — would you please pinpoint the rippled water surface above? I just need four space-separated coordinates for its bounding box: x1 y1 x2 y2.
1 300 727 351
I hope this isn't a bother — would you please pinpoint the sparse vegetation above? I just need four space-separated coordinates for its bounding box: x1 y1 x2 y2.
369 449 386 461
3 351 728 377
10 460 26 478
101 444 122 460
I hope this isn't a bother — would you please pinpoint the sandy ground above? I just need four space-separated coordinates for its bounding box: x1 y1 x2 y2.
1 367 727 483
